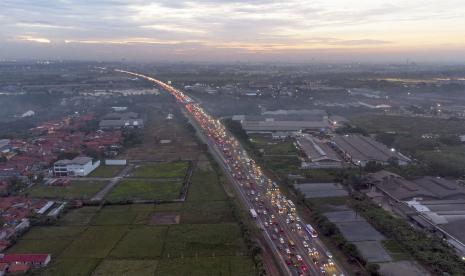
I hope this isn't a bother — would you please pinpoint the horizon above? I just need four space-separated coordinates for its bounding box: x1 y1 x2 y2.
1 0 465 63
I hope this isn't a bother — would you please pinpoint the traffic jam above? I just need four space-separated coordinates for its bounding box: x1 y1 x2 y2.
117 70 343 276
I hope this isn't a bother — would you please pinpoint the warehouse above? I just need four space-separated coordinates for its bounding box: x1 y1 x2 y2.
53 157 100 177
365 171 465 257
332 134 410 166
296 135 343 168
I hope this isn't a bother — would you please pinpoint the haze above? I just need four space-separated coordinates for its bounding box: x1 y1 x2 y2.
1 0 465 63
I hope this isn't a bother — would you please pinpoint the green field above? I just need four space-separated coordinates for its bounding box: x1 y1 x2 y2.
57 206 100 226
7 161 257 276
351 114 465 135
132 161 190 178
27 181 106 200
182 200 235 224
110 226 167 258
163 223 247 258
93 259 158 276
44 258 101 276
249 134 298 156
155 256 256 276
106 179 183 202
21 226 85 240
7 239 71 256
187 169 227 201
61 226 127 258
89 165 124 177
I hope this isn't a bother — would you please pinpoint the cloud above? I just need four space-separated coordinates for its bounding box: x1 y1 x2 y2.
0 0 465 61
16 35 51 43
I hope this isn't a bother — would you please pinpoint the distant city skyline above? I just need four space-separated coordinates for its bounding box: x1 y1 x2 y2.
1 0 465 63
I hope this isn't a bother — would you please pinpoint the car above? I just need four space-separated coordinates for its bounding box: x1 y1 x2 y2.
263 210 267 215
296 255 303 262
303 241 309 248
300 265 307 272
304 235 310 241
279 237 285 244
286 218 290 224
285 259 292 266
264 221 269 227
285 248 291 255
326 251 333 259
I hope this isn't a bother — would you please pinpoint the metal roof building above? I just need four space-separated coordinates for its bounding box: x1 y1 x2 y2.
333 134 410 166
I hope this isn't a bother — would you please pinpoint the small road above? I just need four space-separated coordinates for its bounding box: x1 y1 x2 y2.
90 164 134 202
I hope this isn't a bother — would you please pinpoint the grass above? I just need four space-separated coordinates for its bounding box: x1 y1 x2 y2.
57 206 100 226
163 223 247 258
182 200 235 224
106 179 183 202
93 259 158 276
21 226 85 240
382 240 411 261
26 181 106 200
61 226 127 258
132 161 189 178
350 114 465 136
89 165 124 178
110 226 167 258
155 256 256 276
91 208 139 225
155 202 184 211
187 169 227 201
7 239 71 256
44 258 101 276
250 135 298 156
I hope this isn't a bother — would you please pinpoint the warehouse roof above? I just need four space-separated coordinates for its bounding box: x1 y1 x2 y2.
55 156 92 166
333 134 410 163
297 136 341 163
242 120 329 132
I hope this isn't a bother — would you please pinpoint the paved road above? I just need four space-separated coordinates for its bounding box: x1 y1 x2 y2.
116 69 346 276
91 164 134 202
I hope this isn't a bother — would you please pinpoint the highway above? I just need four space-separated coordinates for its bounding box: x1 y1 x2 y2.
116 69 346 276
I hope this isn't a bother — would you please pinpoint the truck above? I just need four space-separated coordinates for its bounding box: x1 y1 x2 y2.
249 208 258 219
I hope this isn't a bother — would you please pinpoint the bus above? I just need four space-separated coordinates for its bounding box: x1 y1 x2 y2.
249 209 258 219
305 224 318 238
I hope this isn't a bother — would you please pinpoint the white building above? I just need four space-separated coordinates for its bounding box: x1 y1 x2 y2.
53 157 100 177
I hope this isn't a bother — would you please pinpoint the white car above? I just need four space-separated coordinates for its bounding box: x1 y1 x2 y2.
303 241 309 248
279 237 285 244
296 255 303 262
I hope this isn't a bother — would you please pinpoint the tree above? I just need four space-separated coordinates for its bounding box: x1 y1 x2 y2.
366 263 380 276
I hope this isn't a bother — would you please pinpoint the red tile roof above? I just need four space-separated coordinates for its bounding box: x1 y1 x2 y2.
2 254 50 264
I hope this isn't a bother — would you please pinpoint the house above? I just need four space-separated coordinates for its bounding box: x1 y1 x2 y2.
0 253 51 267
54 157 100 177
7 263 29 274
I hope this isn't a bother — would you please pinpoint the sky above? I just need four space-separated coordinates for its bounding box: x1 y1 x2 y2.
1 0 465 63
